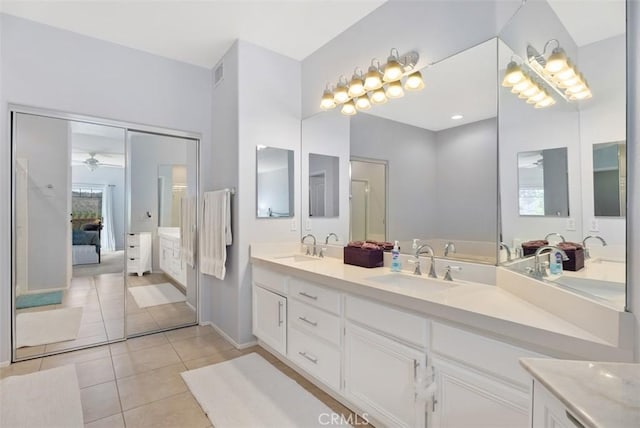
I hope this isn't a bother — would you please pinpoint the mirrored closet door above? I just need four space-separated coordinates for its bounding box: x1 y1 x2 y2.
12 109 200 361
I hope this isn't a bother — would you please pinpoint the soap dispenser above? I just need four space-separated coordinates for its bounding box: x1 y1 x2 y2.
391 241 402 272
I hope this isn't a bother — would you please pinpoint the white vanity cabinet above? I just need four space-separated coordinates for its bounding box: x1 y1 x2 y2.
429 322 538 428
127 232 152 276
252 266 288 355
344 295 428 428
159 235 186 286
531 380 577 428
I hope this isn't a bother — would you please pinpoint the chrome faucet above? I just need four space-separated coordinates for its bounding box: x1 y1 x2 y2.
410 243 437 278
533 246 569 278
301 234 317 256
544 232 566 243
444 242 456 257
443 265 462 281
500 242 512 262
325 232 339 244
582 235 607 259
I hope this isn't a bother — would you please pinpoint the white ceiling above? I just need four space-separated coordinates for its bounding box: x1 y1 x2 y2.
547 0 625 47
1 0 386 68
70 121 125 167
362 39 497 132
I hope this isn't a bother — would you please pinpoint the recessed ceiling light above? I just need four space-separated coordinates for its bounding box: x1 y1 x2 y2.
451 114 463 120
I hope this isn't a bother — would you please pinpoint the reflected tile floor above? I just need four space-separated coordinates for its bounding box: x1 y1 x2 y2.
1 325 363 428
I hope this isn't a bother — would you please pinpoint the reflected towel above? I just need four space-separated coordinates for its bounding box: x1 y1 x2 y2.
200 190 232 279
181 196 197 267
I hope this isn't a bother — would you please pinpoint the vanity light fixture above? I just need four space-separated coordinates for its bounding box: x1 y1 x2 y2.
526 40 592 102
320 48 423 116
502 58 556 109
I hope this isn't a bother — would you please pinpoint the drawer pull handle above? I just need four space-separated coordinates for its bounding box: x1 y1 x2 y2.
299 291 318 300
298 351 318 364
129 246 135 248
298 316 317 327
277 301 283 326
565 411 585 428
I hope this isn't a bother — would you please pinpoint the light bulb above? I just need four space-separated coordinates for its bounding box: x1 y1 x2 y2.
385 80 404 98
554 64 577 81
511 78 533 94
320 89 336 110
404 71 424 91
502 61 525 87
341 100 357 116
527 91 547 104
535 96 556 109
557 75 581 88
364 65 383 91
566 82 587 94
545 48 568 74
520 85 541 98
383 56 403 82
333 82 349 104
570 89 592 100
355 95 372 111
371 88 387 104
348 74 366 98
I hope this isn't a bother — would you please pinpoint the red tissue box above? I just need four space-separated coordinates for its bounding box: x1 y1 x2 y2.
343 246 383 268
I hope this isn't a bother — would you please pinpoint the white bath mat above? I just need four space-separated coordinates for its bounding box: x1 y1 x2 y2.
16 307 83 348
181 353 350 428
129 283 186 308
1 365 84 428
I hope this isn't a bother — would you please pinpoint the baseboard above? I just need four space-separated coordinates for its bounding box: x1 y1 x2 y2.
200 321 258 350
0 360 10 368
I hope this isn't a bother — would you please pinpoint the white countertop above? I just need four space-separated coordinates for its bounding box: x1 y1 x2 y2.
251 249 632 361
520 358 640 428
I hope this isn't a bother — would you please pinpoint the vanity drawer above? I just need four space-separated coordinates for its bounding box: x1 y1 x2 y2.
127 258 139 270
288 326 341 391
289 299 341 346
345 295 427 348
127 233 140 245
289 278 341 315
127 245 140 258
252 265 287 294
430 322 545 388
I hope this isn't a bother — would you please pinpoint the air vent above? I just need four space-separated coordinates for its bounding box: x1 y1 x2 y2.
213 61 224 88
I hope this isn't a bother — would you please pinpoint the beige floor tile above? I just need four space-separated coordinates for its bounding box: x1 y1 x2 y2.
122 391 210 428
15 345 46 359
241 345 280 363
182 348 243 370
84 413 125 428
78 320 108 338
170 333 234 361
117 362 188 410
41 345 111 370
81 309 105 324
109 332 168 356
112 343 181 378
164 325 218 343
104 319 125 341
75 357 115 388
80 381 121 423
126 312 160 335
0 358 42 379
44 334 109 353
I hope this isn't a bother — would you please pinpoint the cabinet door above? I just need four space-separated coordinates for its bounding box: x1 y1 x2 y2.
532 380 572 428
344 323 426 428
431 357 528 428
252 285 287 355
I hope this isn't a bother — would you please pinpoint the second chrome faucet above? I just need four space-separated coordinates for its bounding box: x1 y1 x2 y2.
410 243 437 278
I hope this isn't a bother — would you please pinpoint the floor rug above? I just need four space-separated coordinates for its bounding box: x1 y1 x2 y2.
129 283 186 308
16 290 63 309
0 365 84 428
181 353 350 428
16 307 83 348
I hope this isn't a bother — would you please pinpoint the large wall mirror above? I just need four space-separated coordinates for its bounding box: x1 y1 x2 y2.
498 0 627 310
302 38 499 264
11 108 200 361
256 146 294 218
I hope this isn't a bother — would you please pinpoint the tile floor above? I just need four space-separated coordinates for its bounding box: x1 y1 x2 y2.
16 270 195 359
1 325 360 428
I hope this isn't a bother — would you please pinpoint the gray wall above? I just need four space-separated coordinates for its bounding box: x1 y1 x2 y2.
435 118 498 242
0 14 212 363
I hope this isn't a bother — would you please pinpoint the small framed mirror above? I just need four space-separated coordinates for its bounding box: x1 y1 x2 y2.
308 153 339 218
256 146 294 218
517 148 569 216
593 141 626 217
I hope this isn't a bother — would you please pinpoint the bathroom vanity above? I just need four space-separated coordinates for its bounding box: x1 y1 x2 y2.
250 246 633 428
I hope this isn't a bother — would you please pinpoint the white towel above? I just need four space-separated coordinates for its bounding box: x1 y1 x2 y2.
200 190 232 279
180 196 197 267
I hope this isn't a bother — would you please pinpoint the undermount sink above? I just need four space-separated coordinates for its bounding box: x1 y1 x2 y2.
366 273 459 293
273 254 319 263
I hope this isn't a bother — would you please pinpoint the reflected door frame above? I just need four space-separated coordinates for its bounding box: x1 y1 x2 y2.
349 157 388 242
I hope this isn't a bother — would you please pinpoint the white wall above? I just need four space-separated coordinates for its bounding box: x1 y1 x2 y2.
578 35 626 254
72 166 125 251
0 14 212 363
301 113 350 244
350 113 437 242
